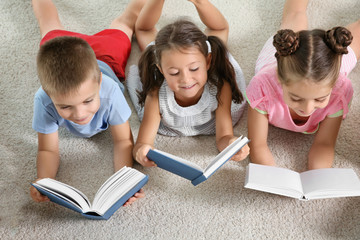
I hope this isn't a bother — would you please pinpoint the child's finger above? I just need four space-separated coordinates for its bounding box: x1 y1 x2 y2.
134 189 145 198
144 157 157 167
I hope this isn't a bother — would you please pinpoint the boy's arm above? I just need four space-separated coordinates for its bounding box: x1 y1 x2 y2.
110 121 134 171
135 0 165 51
189 0 229 44
308 116 342 170
111 122 146 207
215 82 249 161
247 107 275 166
133 92 161 167
30 131 60 202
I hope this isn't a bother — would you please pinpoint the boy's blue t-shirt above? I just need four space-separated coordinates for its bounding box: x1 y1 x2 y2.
32 61 131 138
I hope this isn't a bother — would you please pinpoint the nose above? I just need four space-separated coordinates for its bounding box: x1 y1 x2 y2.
301 101 315 115
180 70 191 84
72 106 86 119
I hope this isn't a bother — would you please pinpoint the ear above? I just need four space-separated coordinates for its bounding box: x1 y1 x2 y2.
206 53 212 70
99 72 103 85
156 64 164 75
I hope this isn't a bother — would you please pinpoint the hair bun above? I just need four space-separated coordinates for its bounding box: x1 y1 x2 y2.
273 29 299 58
325 27 353 54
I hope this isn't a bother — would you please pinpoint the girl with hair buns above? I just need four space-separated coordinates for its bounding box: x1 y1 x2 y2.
127 0 249 167
246 0 360 169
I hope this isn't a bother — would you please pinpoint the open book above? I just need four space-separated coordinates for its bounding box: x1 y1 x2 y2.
244 163 360 200
31 167 148 220
146 136 249 186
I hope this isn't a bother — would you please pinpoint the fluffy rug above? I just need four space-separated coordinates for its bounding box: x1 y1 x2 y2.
1 0 359 239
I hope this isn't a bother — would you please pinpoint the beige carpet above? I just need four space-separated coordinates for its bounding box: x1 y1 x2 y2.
1 0 359 239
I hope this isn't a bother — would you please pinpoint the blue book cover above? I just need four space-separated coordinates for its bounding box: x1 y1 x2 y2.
32 167 148 220
147 136 249 186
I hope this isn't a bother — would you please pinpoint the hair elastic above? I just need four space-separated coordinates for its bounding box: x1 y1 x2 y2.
206 40 212 54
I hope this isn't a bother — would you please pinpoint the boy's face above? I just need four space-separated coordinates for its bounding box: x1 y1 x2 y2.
50 75 102 125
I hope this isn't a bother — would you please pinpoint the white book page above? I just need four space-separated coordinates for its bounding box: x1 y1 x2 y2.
93 170 145 215
93 167 129 205
203 136 249 178
32 183 83 210
245 164 304 199
36 178 91 212
300 168 360 199
93 170 136 210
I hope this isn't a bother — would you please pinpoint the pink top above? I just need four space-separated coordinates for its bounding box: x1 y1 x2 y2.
245 64 353 134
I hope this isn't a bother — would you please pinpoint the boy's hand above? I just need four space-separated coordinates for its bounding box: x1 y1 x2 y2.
135 144 157 167
123 189 145 207
30 179 50 202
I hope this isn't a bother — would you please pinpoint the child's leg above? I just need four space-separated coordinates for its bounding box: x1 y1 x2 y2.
109 0 147 42
280 0 309 32
134 0 165 51
32 0 65 38
346 20 360 60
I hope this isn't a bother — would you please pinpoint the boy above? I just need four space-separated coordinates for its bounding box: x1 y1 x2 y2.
30 0 146 206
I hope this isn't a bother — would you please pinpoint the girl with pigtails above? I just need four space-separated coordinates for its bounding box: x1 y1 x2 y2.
246 0 360 169
127 0 249 167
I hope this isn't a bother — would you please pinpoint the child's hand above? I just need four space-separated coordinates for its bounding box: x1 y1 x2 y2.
123 189 145 207
30 179 50 202
229 137 250 162
231 143 250 161
135 144 157 167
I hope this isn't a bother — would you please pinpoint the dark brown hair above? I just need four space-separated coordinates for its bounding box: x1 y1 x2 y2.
37 36 100 96
273 27 353 86
137 19 243 106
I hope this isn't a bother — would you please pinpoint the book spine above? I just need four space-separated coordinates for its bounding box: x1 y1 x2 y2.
191 174 207 186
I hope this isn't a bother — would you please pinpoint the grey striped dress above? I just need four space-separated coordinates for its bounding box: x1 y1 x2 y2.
126 53 246 137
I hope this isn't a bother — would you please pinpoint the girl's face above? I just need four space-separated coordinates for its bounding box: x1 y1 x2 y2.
282 79 333 117
50 75 102 125
158 46 211 107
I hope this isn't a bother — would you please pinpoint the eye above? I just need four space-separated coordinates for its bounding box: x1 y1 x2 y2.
190 67 199 72
60 106 70 110
168 71 179 76
290 97 302 102
84 99 93 104
315 98 326 103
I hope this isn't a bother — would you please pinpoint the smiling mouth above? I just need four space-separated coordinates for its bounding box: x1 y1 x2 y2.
74 116 89 123
181 84 196 89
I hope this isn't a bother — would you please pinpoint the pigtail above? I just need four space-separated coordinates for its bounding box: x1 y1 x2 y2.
207 36 243 104
325 26 353 54
137 45 164 107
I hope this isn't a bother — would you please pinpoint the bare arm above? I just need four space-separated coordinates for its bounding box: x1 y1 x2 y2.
135 0 165 51
133 92 161 167
308 116 342 170
30 131 60 202
247 107 275 166
110 121 134 171
111 122 145 206
215 82 249 161
189 0 229 43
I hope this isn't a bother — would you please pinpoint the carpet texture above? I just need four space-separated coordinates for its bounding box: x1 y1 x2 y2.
1 0 359 239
